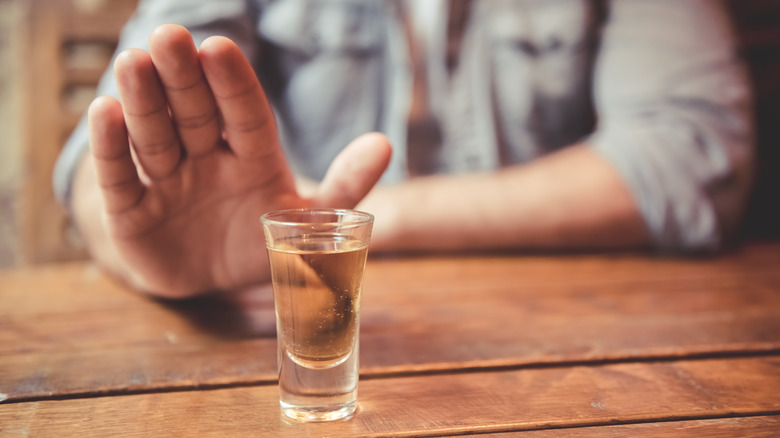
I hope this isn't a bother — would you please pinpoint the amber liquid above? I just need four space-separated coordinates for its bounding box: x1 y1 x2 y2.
268 235 368 370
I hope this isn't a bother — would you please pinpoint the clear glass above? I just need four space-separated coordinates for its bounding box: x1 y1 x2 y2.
261 208 374 422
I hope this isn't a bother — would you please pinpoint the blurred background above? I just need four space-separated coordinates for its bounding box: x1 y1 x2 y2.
0 0 138 269
0 0 778 270
0 0 20 267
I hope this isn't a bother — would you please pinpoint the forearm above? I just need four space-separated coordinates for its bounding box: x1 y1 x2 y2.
360 144 650 252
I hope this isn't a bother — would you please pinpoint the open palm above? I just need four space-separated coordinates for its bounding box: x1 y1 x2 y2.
88 24 390 297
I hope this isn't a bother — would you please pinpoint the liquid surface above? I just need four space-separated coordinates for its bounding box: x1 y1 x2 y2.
268 235 368 369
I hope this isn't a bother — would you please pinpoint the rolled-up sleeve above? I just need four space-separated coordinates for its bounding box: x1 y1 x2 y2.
52 0 259 211
588 0 755 251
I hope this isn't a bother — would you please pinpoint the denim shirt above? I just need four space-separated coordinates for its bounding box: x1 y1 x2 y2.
54 0 754 251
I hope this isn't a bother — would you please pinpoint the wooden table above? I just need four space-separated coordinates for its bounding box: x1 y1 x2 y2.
1 243 780 436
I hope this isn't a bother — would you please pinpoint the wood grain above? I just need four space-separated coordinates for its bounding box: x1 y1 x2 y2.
2 244 780 402
1 357 778 437
484 415 780 437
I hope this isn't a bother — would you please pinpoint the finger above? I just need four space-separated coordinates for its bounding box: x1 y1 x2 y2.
198 36 280 161
114 48 182 181
149 24 220 158
315 133 393 209
88 95 145 214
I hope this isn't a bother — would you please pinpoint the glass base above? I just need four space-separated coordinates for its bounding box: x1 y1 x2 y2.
280 401 357 422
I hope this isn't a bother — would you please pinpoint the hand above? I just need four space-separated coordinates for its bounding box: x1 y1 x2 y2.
88 24 391 297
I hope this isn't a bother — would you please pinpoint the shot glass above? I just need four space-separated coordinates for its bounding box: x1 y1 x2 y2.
261 208 374 422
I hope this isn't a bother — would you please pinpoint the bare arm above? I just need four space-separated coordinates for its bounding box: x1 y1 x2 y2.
361 143 649 252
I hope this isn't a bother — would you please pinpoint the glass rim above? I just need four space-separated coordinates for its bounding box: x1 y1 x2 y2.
260 208 374 227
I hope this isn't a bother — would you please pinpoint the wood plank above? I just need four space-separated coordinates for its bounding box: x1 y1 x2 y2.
363 243 780 293
2 245 780 401
6 243 780 314
1 357 778 437
483 415 780 437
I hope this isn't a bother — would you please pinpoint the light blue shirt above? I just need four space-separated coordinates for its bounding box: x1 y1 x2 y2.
54 0 754 251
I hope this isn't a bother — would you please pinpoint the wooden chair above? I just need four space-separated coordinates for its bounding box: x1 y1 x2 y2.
18 0 137 264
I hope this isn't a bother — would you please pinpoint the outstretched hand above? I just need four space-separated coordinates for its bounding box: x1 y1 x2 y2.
88 24 391 298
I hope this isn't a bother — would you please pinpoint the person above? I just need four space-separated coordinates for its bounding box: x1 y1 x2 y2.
53 0 754 298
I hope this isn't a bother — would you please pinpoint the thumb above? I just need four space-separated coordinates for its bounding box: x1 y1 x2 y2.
314 132 393 209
